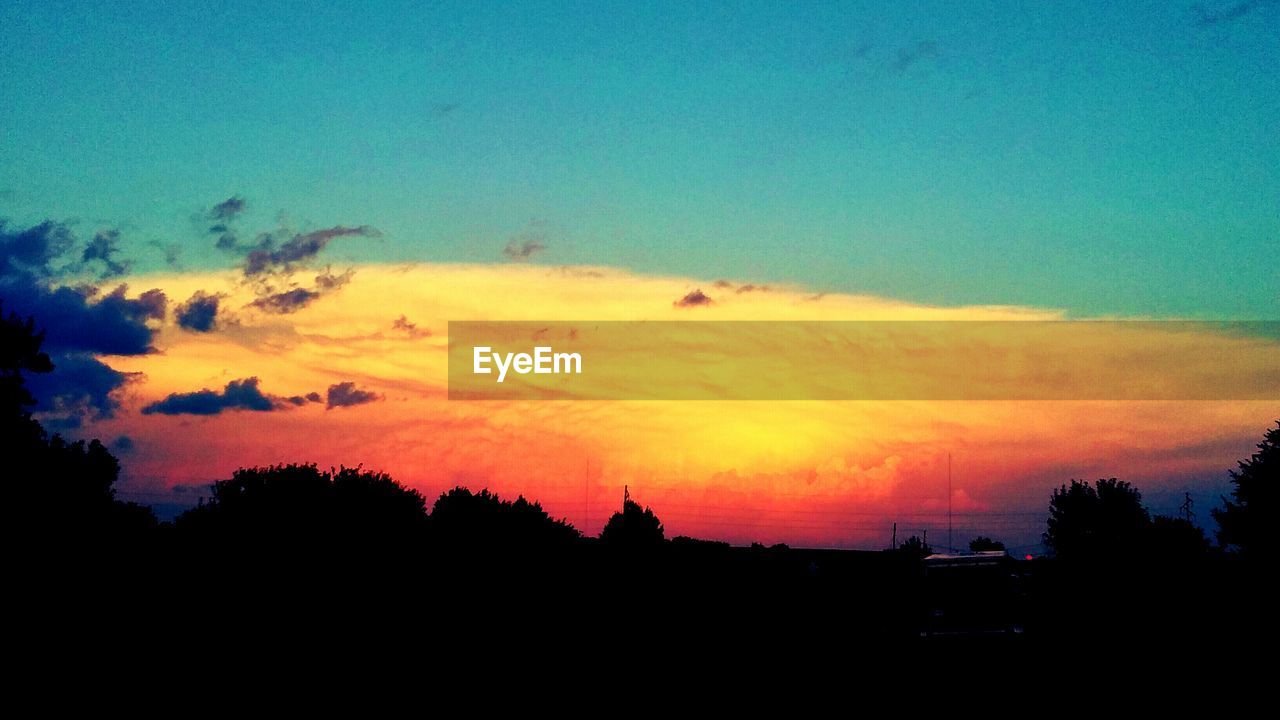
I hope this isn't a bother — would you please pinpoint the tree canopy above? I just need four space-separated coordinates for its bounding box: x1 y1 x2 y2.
1213 421 1279 557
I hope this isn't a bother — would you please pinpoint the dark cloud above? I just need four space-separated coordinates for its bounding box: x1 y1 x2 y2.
503 237 547 261
0 220 73 275
32 284 164 354
215 232 240 251
1193 0 1273 26
134 287 168 320
175 290 223 332
141 377 278 416
285 392 324 406
203 207 377 315
891 41 938 73
392 315 430 338
2 220 165 425
81 229 130 278
244 225 380 277
673 289 714 308
248 287 319 314
326 382 382 409
25 354 132 429
209 196 246 221
112 435 135 453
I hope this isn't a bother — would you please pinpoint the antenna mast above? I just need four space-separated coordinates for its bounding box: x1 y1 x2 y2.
947 453 953 554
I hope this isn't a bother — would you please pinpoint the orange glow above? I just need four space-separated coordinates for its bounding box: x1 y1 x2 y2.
88 263 1276 547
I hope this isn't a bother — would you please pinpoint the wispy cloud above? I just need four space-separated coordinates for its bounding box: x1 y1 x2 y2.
1193 0 1275 26
890 41 938 73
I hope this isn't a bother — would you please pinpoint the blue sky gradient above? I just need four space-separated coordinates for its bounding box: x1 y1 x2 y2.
2 0 1277 317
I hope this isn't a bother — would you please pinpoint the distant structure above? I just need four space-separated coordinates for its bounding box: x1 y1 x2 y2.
1180 492 1195 523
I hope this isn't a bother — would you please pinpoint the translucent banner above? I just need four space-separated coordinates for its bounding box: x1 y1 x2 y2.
447 321 1280 400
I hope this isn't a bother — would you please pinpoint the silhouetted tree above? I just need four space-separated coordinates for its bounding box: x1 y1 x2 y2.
898 535 931 559
600 499 665 547
1044 478 1150 561
1147 515 1209 559
1 302 53 457
430 486 580 548
1 302 156 540
1212 420 1279 557
969 536 1005 552
175 463 427 545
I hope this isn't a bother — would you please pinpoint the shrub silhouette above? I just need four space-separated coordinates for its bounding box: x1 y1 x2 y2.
600 498 665 547
968 536 1005 552
898 535 931 559
1213 420 1279 557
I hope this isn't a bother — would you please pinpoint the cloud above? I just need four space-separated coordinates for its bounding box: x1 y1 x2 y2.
713 280 771 294
209 196 246 221
112 435 135 453
503 238 547 261
81 230 130 278
175 290 223 332
326 381 382 409
392 314 430 338
314 266 354 291
25 353 133 429
133 287 168 321
2 220 165 424
148 240 181 268
673 289 715 308
890 41 938 73
1193 0 1273 26
0 220 73 275
248 287 319 314
244 226 379 277
284 392 324 406
141 377 280 416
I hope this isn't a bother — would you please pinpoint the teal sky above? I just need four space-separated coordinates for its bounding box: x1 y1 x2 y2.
2 0 1277 318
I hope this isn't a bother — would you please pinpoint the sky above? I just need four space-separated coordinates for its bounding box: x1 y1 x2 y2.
2 1 1278 549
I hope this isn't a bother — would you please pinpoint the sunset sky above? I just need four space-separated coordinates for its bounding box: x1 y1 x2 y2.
2 2 1278 550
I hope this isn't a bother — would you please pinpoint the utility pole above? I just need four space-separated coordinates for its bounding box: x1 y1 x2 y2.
1180 492 1195 523
891 522 897 550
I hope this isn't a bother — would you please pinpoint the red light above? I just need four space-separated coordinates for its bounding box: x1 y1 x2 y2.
1025 554 1033 560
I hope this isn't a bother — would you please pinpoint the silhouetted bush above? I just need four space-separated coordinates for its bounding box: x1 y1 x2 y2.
969 536 1005 552
898 535 931 559
175 463 428 547
600 498 664 547
429 486 580 549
